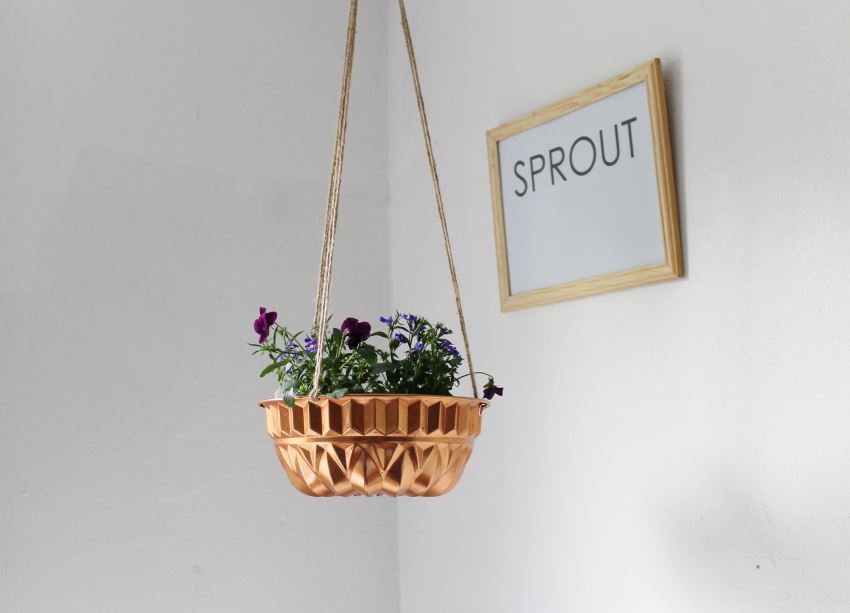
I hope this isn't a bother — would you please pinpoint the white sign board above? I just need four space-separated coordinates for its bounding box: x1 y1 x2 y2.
487 59 683 311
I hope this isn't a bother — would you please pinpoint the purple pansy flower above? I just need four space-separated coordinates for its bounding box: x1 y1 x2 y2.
379 315 393 325
253 307 277 344
482 381 504 400
340 317 371 349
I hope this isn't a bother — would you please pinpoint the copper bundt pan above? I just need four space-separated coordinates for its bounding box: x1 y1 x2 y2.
259 394 486 497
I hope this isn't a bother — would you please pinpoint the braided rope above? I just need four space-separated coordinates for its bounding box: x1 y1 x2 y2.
397 0 478 397
310 0 479 399
310 0 358 397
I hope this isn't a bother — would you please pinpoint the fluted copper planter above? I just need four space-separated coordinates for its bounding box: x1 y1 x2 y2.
259 394 487 497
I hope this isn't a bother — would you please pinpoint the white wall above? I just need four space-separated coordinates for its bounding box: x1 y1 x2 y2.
5 1 850 611
386 1 850 612
0 2 398 611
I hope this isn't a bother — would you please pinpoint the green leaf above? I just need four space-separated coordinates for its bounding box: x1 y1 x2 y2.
260 361 286 377
371 362 400 374
357 344 378 365
328 388 348 399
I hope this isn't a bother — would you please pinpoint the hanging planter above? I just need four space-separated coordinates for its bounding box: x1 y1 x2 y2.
251 312 501 497
259 394 485 497
249 0 501 497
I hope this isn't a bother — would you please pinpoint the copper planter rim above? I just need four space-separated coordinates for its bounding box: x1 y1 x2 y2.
259 393 489 411
259 393 487 497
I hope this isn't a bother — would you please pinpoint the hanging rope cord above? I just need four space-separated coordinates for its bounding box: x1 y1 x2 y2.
310 0 358 397
310 0 479 399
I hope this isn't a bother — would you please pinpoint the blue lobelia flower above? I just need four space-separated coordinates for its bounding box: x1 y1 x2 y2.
379 315 393 325
304 337 318 353
440 338 460 357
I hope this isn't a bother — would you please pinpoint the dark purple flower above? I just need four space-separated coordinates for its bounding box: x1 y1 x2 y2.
441 338 460 357
340 317 371 349
483 381 504 400
412 342 424 352
253 307 277 343
379 315 393 325
393 332 408 344
401 313 418 324
304 337 318 353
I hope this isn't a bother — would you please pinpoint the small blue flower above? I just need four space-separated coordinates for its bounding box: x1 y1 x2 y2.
379 315 393 325
440 338 460 356
401 313 418 324
393 332 408 344
412 342 424 352
304 337 318 353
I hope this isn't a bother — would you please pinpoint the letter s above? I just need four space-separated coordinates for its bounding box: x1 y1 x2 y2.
513 160 528 197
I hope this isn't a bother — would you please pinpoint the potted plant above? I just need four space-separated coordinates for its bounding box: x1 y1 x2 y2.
250 0 498 497
251 309 502 497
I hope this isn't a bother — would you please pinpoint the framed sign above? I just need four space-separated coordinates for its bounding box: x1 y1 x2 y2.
487 59 683 311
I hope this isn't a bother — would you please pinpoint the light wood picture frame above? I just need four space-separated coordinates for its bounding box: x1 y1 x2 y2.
487 59 683 311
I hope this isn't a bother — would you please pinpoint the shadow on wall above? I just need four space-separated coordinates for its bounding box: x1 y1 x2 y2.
659 55 689 276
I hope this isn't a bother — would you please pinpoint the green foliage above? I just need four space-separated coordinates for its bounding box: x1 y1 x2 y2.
251 311 497 407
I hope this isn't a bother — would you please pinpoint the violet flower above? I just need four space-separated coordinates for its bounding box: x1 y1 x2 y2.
393 332 409 344
412 342 424 352
483 381 504 400
340 317 371 349
253 307 277 344
379 315 393 325
304 337 318 353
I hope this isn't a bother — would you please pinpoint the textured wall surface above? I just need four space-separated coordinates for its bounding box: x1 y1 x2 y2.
0 2 398 611
386 1 850 612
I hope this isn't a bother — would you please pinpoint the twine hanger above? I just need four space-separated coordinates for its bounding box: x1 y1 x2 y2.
309 0 478 400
